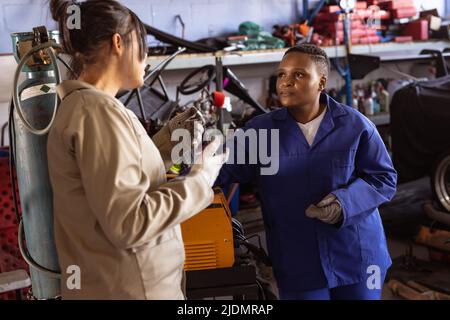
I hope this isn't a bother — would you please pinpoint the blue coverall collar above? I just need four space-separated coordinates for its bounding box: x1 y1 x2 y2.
272 93 348 149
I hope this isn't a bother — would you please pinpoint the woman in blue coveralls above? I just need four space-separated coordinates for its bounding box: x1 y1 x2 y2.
215 44 397 300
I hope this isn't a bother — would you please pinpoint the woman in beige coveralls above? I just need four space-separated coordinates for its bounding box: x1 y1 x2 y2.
47 0 227 299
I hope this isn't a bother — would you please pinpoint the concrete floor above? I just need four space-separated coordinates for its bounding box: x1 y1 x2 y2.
234 222 432 300
382 238 430 300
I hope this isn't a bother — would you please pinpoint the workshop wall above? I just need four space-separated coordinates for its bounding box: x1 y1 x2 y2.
0 0 446 53
0 0 304 54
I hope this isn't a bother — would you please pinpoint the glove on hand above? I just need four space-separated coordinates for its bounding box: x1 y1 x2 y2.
168 107 205 162
305 193 343 224
190 137 229 187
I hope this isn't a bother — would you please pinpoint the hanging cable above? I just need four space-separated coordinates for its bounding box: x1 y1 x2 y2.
56 54 75 77
8 101 21 223
12 42 61 135
18 220 61 279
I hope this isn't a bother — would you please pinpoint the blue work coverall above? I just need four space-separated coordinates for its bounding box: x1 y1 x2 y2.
215 93 397 295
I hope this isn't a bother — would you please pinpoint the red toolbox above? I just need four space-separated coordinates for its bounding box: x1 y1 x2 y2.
403 19 429 40
380 0 414 10
393 7 418 19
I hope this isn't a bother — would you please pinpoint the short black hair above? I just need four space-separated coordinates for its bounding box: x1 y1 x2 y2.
284 44 330 78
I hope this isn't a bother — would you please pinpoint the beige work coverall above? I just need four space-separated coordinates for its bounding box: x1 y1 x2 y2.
47 80 213 299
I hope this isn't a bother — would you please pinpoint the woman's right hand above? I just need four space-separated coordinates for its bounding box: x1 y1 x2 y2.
190 137 229 187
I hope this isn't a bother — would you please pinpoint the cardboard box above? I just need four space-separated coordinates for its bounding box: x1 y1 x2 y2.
420 9 442 31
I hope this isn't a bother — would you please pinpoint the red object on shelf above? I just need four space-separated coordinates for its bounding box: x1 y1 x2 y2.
355 9 373 19
358 35 381 44
393 7 417 19
350 37 361 45
380 0 414 10
322 37 336 46
341 28 377 37
402 19 429 40
315 12 341 22
213 91 225 108
363 9 391 20
378 10 391 20
320 20 363 32
394 35 413 43
355 1 368 10
367 0 392 5
321 5 341 13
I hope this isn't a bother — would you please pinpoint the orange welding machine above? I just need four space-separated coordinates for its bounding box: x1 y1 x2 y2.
181 187 235 271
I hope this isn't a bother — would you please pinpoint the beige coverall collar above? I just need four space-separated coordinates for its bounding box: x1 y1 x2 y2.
56 80 98 100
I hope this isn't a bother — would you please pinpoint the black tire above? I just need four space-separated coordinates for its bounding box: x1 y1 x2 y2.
430 150 450 213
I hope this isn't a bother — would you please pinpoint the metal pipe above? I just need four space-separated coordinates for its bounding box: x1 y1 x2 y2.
342 11 353 107
215 55 224 133
303 0 309 20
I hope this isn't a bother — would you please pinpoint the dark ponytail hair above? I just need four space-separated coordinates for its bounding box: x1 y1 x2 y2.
49 0 147 78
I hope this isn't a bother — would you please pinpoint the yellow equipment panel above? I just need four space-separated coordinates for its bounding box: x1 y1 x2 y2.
181 188 235 271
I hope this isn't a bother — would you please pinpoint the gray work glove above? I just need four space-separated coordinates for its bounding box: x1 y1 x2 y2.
305 193 343 224
190 137 229 187
169 107 205 141
168 107 205 163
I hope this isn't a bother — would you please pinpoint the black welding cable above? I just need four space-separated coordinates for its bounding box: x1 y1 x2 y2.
56 54 76 78
8 99 21 223
255 278 266 300
9 98 61 278
245 233 263 249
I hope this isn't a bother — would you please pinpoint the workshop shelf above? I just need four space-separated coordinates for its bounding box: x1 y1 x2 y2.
147 40 450 70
